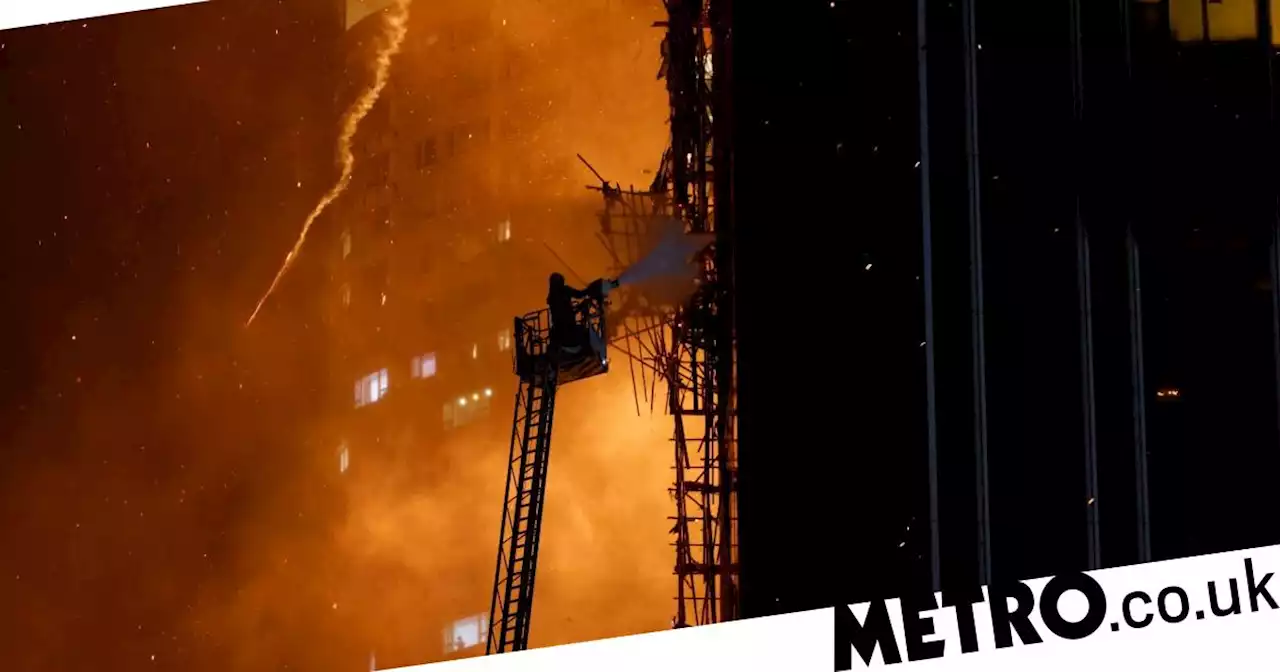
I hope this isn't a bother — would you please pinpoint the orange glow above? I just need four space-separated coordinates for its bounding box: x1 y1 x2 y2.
283 0 669 666
1167 0 1263 43
17 0 676 668
0 0 680 665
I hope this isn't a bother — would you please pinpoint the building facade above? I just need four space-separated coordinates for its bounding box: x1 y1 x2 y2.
325 0 601 667
732 0 1280 621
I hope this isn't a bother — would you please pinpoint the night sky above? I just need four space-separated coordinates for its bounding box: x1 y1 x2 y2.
0 1 346 669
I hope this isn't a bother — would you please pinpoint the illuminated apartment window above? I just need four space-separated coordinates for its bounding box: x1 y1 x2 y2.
339 444 350 474
1208 0 1256 41
1168 0 1257 41
445 388 493 429
412 353 437 379
450 396 469 428
340 283 351 308
341 228 352 259
497 218 512 243
1274 0 1280 45
443 613 487 654
354 368 389 407
497 328 513 352
471 343 479 359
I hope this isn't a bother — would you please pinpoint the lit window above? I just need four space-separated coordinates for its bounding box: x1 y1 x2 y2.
354 368 390 407
339 443 350 473
443 613 487 653
497 219 512 243
341 283 351 307
341 229 352 259
498 328 513 352
472 343 479 359
380 292 388 306
1168 0 1257 42
1156 388 1182 399
446 388 493 429
412 353 437 379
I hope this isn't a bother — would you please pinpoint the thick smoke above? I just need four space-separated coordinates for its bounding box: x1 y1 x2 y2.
294 0 676 664
0 0 675 669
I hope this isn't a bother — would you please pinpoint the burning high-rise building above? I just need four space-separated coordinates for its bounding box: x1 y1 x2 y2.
325 1 540 666
317 0 668 667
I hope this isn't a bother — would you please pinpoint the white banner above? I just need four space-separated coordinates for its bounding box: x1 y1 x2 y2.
0 1 206 32
383 544 1280 671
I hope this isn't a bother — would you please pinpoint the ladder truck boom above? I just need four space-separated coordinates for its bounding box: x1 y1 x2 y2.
485 278 615 655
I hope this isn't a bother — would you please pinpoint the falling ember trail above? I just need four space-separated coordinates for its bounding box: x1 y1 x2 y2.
245 0 412 327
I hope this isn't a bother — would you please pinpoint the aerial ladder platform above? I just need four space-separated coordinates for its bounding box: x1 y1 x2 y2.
485 279 614 655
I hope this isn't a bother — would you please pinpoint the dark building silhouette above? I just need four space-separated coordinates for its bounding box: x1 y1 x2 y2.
734 0 1280 617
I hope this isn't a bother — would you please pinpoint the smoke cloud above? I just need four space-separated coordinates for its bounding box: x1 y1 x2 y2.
0 0 674 669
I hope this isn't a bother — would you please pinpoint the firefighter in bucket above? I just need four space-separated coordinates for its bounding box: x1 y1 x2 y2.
546 272 615 367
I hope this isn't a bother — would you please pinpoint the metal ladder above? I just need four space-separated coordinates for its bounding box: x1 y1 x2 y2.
485 366 559 654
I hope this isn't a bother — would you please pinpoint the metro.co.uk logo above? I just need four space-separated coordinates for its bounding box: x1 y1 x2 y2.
372 546 1280 672
837 550 1280 670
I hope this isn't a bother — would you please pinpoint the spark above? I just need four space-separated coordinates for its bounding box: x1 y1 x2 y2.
246 0 413 327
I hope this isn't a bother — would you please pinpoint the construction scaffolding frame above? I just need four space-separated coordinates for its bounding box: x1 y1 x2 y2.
587 0 738 629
